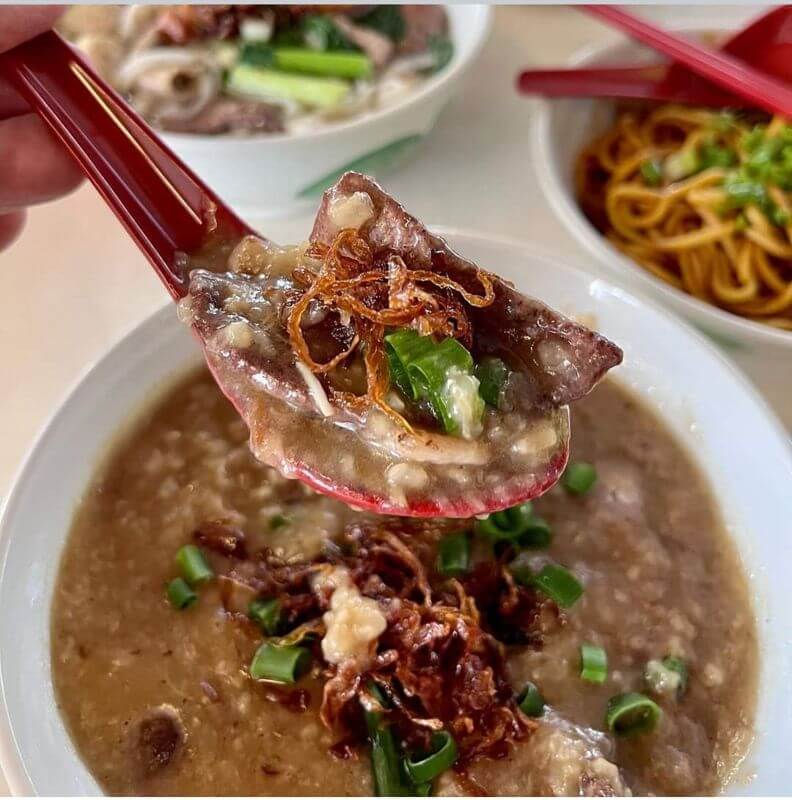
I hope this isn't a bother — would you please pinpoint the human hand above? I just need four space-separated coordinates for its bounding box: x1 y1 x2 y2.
0 6 83 252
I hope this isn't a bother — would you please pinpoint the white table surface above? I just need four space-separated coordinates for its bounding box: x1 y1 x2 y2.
0 4 775 795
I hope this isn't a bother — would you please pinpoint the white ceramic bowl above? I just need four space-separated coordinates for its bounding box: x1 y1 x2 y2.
163 5 491 219
1 232 791 794
531 28 792 364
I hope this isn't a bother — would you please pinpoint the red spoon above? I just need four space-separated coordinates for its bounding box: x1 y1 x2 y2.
581 5 792 116
1 32 620 518
518 6 792 106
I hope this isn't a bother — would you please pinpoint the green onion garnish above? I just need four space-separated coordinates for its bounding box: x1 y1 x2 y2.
645 656 688 698
475 356 509 407
249 598 282 635
364 683 414 796
166 577 197 610
662 656 688 694
580 643 608 684
605 692 662 737
385 329 435 400
528 564 583 608
270 513 289 530
176 545 213 586
517 681 545 717
437 531 471 577
562 461 597 495
404 731 457 785
664 147 701 182
639 159 663 187
476 502 552 548
385 329 483 436
700 143 737 169
249 643 311 683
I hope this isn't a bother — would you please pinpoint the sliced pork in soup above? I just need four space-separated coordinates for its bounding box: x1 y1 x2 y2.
52 371 756 796
179 173 622 516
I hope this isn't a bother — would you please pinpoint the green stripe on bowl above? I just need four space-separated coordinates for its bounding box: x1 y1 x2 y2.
297 134 423 199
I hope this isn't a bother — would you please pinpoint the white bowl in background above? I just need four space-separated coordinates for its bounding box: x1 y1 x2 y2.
0 232 790 794
164 5 491 219
531 31 792 427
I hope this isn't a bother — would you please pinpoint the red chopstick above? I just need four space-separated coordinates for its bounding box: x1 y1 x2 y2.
584 5 792 116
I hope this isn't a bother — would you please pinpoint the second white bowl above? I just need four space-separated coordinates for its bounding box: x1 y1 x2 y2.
164 5 491 219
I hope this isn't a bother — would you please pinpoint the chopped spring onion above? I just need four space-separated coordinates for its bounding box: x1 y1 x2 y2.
166 577 197 610
475 356 509 407
249 643 311 683
437 531 471 577
605 692 662 737
270 513 289 530
476 501 551 548
645 656 688 697
562 461 597 495
527 564 583 608
249 598 282 635
699 143 737 169
517 681 545 717
639 159 663 187
664 147 701 182
385 329 434 399
227 64 350 109
364 683 414 796
176 545 213 586
404 731 458 785
385 329 484 436
662 656 688 694
580 643 608 684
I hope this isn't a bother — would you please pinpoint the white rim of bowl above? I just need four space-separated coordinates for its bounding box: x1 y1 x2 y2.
164 5 493 147
529 28 792 351
1 230 790 794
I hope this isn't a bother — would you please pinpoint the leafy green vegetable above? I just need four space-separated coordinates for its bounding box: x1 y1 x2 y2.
357 5 406 42
427 34 453 73
302 14 355 52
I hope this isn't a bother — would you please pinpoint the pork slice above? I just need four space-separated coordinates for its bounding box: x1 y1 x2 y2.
160 98 285 135
398 5 449 54
311 172 623 411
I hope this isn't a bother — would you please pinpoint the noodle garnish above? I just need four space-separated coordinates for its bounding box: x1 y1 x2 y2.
287 228 496 430
577 105 792 330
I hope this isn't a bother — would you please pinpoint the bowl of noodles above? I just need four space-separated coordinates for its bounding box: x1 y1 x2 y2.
531 31 792 371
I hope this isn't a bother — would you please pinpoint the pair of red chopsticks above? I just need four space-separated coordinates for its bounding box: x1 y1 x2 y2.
517 5 792 116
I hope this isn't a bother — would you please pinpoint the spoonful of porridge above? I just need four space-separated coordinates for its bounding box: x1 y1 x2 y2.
2 32 622 517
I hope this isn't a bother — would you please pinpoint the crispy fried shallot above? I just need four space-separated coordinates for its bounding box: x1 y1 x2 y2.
213 520 547 765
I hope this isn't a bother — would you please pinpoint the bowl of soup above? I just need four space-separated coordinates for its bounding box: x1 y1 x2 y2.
0 232 790 795
61 4 492 218
530 28 792 427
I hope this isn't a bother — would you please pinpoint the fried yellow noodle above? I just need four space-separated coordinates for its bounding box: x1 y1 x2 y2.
576 105 792 330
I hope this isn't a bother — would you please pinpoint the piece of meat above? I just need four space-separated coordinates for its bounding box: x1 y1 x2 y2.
398 5 448 54
133 706 183 775
159 98 285 135
311 173 623 411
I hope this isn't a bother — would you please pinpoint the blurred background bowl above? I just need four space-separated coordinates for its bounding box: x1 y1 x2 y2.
531 25 792 427
163 5 491 220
